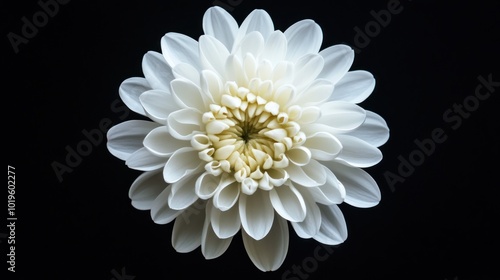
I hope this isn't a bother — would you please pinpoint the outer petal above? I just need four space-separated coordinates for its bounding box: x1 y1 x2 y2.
139 89 178 124
284 19 323 61
304 132 343 161
233 9 274 52
242 216 289 272
107 120 160 161
330 70 375 103
304 166 346 205
195 172 221 200
119 77 150 116
291 187 321 238
261 31 287 64
168 173 201 210
346 110 390 147
239 190 274 240
161 32 200 69
318 101 367 132
173 63 200 85
171 79 208 112
269 183 306 222
163 147 203 183
199 35 230 76
172 200 206 253
292 55 326 94
126 147 167 171
210 201 241 239
213 178 240 211
334 135 383 168
167 108 204 140
286 159 327 187
313 204 348 245
142 51 175 91
201 201 233 259
129 170 167 210
324 162 381 208
143 126 188 157
318 44 354 85
150 185 181 224
234 31 264 61
203 6 238 50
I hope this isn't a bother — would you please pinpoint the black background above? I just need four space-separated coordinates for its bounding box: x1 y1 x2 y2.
3 0 499 279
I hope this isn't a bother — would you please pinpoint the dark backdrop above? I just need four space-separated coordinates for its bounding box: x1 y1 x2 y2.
3 1 499 279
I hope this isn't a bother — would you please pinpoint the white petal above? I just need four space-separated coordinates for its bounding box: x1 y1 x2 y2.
119 77 150 116
199 35 230 75
235 31 264 60
172 201 206 253
325 162 381 208
313 204 348 245
139 89 178 123
286 146 312 166
167 108 203 140
163 147 203 183
161 32 200 69
293 79 333 107
293 54 324 91
261 31 287 64
203 6 238 50
213 177 240 211
330 70 375 103
171 79 207 112
201 70 223 104
172 62 200 85
143 126 187 157
150 185 181 224
291 187 321 238
239 190 274 240
233 9 274 52
272 62 295 88
142 51 174 91
269 184 306 222
107 120 160 161
318 101 367 132
225 54 246 85
286 159 327 187
201 202 233 259
305 132 343 161
347 110 390 147
168 173 201 210
195 172 221 200
284 19 323 61
318 44 354 85
297 106 321 124
126 147 166 171
129 170 167 210
334 135 382 168
305 166 346 205
210 202 241 239
242 216 289 272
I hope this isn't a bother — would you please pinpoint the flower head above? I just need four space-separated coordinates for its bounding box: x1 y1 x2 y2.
107 7 389 271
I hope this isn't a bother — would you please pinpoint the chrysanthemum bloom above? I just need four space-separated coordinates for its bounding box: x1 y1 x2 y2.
107 6 389 271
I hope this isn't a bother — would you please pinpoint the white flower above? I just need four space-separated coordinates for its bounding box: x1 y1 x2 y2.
107 7 389 271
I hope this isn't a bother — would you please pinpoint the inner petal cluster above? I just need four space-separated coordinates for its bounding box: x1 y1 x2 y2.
191 80 307 195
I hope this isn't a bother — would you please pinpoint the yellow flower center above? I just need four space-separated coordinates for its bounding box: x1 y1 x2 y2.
191 80 307 194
